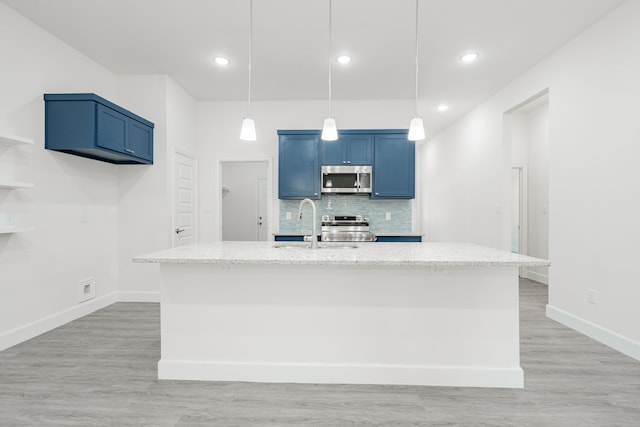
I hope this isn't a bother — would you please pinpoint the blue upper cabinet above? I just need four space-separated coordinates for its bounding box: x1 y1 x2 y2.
278 131 320 199
279 129 414 200
44 93 154 164
321 134 373 165
372 133 415 199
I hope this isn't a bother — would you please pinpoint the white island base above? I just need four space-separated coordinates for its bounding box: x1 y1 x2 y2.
157 262 523 388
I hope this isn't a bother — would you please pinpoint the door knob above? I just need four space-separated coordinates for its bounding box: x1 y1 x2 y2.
175 228 185 234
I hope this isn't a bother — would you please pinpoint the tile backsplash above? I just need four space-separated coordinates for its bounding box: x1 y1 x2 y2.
278 194 412 234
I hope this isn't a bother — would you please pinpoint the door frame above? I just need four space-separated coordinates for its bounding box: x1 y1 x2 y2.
172 147 198 247
512 165 529 278
217 158 273 241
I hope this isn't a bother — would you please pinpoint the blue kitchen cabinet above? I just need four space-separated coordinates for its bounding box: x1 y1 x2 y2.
372 133 415 199
44 93 154 164
321 134 373 165
375 235 422 242
278 131 321 199
274 235 321 242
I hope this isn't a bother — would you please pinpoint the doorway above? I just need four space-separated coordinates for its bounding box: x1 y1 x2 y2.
220 161 269 241
506 91 549 284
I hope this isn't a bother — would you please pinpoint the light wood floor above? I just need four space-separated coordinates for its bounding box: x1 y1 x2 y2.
1 279 638 426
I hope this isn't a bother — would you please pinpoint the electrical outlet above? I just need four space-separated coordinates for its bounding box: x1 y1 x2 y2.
286 212 292 220
385 212 391 221
587 288 597 304
5 211 15 226
78 278 95 303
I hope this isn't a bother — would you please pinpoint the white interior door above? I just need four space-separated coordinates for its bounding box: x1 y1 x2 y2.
221 161 268 241
173 150 197 247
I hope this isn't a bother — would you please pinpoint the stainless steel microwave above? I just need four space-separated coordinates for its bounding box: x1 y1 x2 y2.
321 165 372 194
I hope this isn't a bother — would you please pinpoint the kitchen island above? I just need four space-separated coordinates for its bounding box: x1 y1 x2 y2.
134 242 549 388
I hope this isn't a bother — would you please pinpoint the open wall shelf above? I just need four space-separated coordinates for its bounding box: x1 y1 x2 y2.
0 132 34 233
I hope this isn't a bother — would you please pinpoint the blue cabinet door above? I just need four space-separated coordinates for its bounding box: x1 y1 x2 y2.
372 134 415 199
320 139 345 165
97 104 153 161
97 104 127 152
321 134 373 165
344 134 373 165
128 120 154 160
278 133 320 199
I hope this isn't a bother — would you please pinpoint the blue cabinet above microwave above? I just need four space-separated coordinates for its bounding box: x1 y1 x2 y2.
278 129 414 200
44 93 154 164
321 133 373 165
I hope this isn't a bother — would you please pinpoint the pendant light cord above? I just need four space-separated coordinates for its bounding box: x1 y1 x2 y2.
247 0 253 117
328 0 333 117
414 0 419 117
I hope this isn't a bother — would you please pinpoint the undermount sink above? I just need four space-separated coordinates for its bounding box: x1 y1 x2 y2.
273 243 358 250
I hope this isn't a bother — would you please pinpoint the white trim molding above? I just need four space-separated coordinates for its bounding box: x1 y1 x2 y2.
546 304 640 362
117 291 160 303
0 292 119 352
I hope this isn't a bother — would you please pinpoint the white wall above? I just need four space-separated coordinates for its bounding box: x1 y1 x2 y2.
116 76 198 299
0 3 199 346
197 99 415 242
420 1 640 359
115 76 169 300
0 3 119 349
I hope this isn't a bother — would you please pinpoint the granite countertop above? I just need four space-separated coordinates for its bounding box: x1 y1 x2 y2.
133 241 550 267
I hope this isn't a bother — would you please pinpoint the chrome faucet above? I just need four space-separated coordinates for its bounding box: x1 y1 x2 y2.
297 198 318 249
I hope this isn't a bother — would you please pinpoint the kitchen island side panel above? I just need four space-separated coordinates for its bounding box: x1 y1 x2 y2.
158 263 522 388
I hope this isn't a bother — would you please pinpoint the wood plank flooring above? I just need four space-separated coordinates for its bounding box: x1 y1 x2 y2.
1 279 639 426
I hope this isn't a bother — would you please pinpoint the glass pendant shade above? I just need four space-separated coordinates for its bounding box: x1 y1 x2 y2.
408 117 425 141
321 118 338 141
240 117 257 141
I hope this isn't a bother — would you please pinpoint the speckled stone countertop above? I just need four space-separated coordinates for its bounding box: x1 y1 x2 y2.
133 241 550 267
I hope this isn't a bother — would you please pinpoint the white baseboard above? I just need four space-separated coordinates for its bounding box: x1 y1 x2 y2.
117 291 160 303
525 269 548 285
0 291 160 352
546 304 640 362
158 360 524 388
0 292 119 352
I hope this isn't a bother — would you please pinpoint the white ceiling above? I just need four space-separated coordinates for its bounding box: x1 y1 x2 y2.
2 0 624 135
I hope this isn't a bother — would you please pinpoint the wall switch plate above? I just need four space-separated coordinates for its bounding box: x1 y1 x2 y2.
587 288 597 304
286 212 292 220
385 212 391 221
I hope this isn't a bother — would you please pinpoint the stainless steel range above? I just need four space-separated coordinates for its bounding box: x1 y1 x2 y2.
321 215 377 242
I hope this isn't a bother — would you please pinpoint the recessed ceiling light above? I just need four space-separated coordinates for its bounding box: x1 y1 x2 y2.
461 52 479 63
213 56 230 66
437 105 449 112
336 55 352 64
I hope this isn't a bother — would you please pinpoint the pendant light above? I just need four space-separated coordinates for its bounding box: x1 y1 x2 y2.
408 0 425 141
240 0 257 141
321 0 338 141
